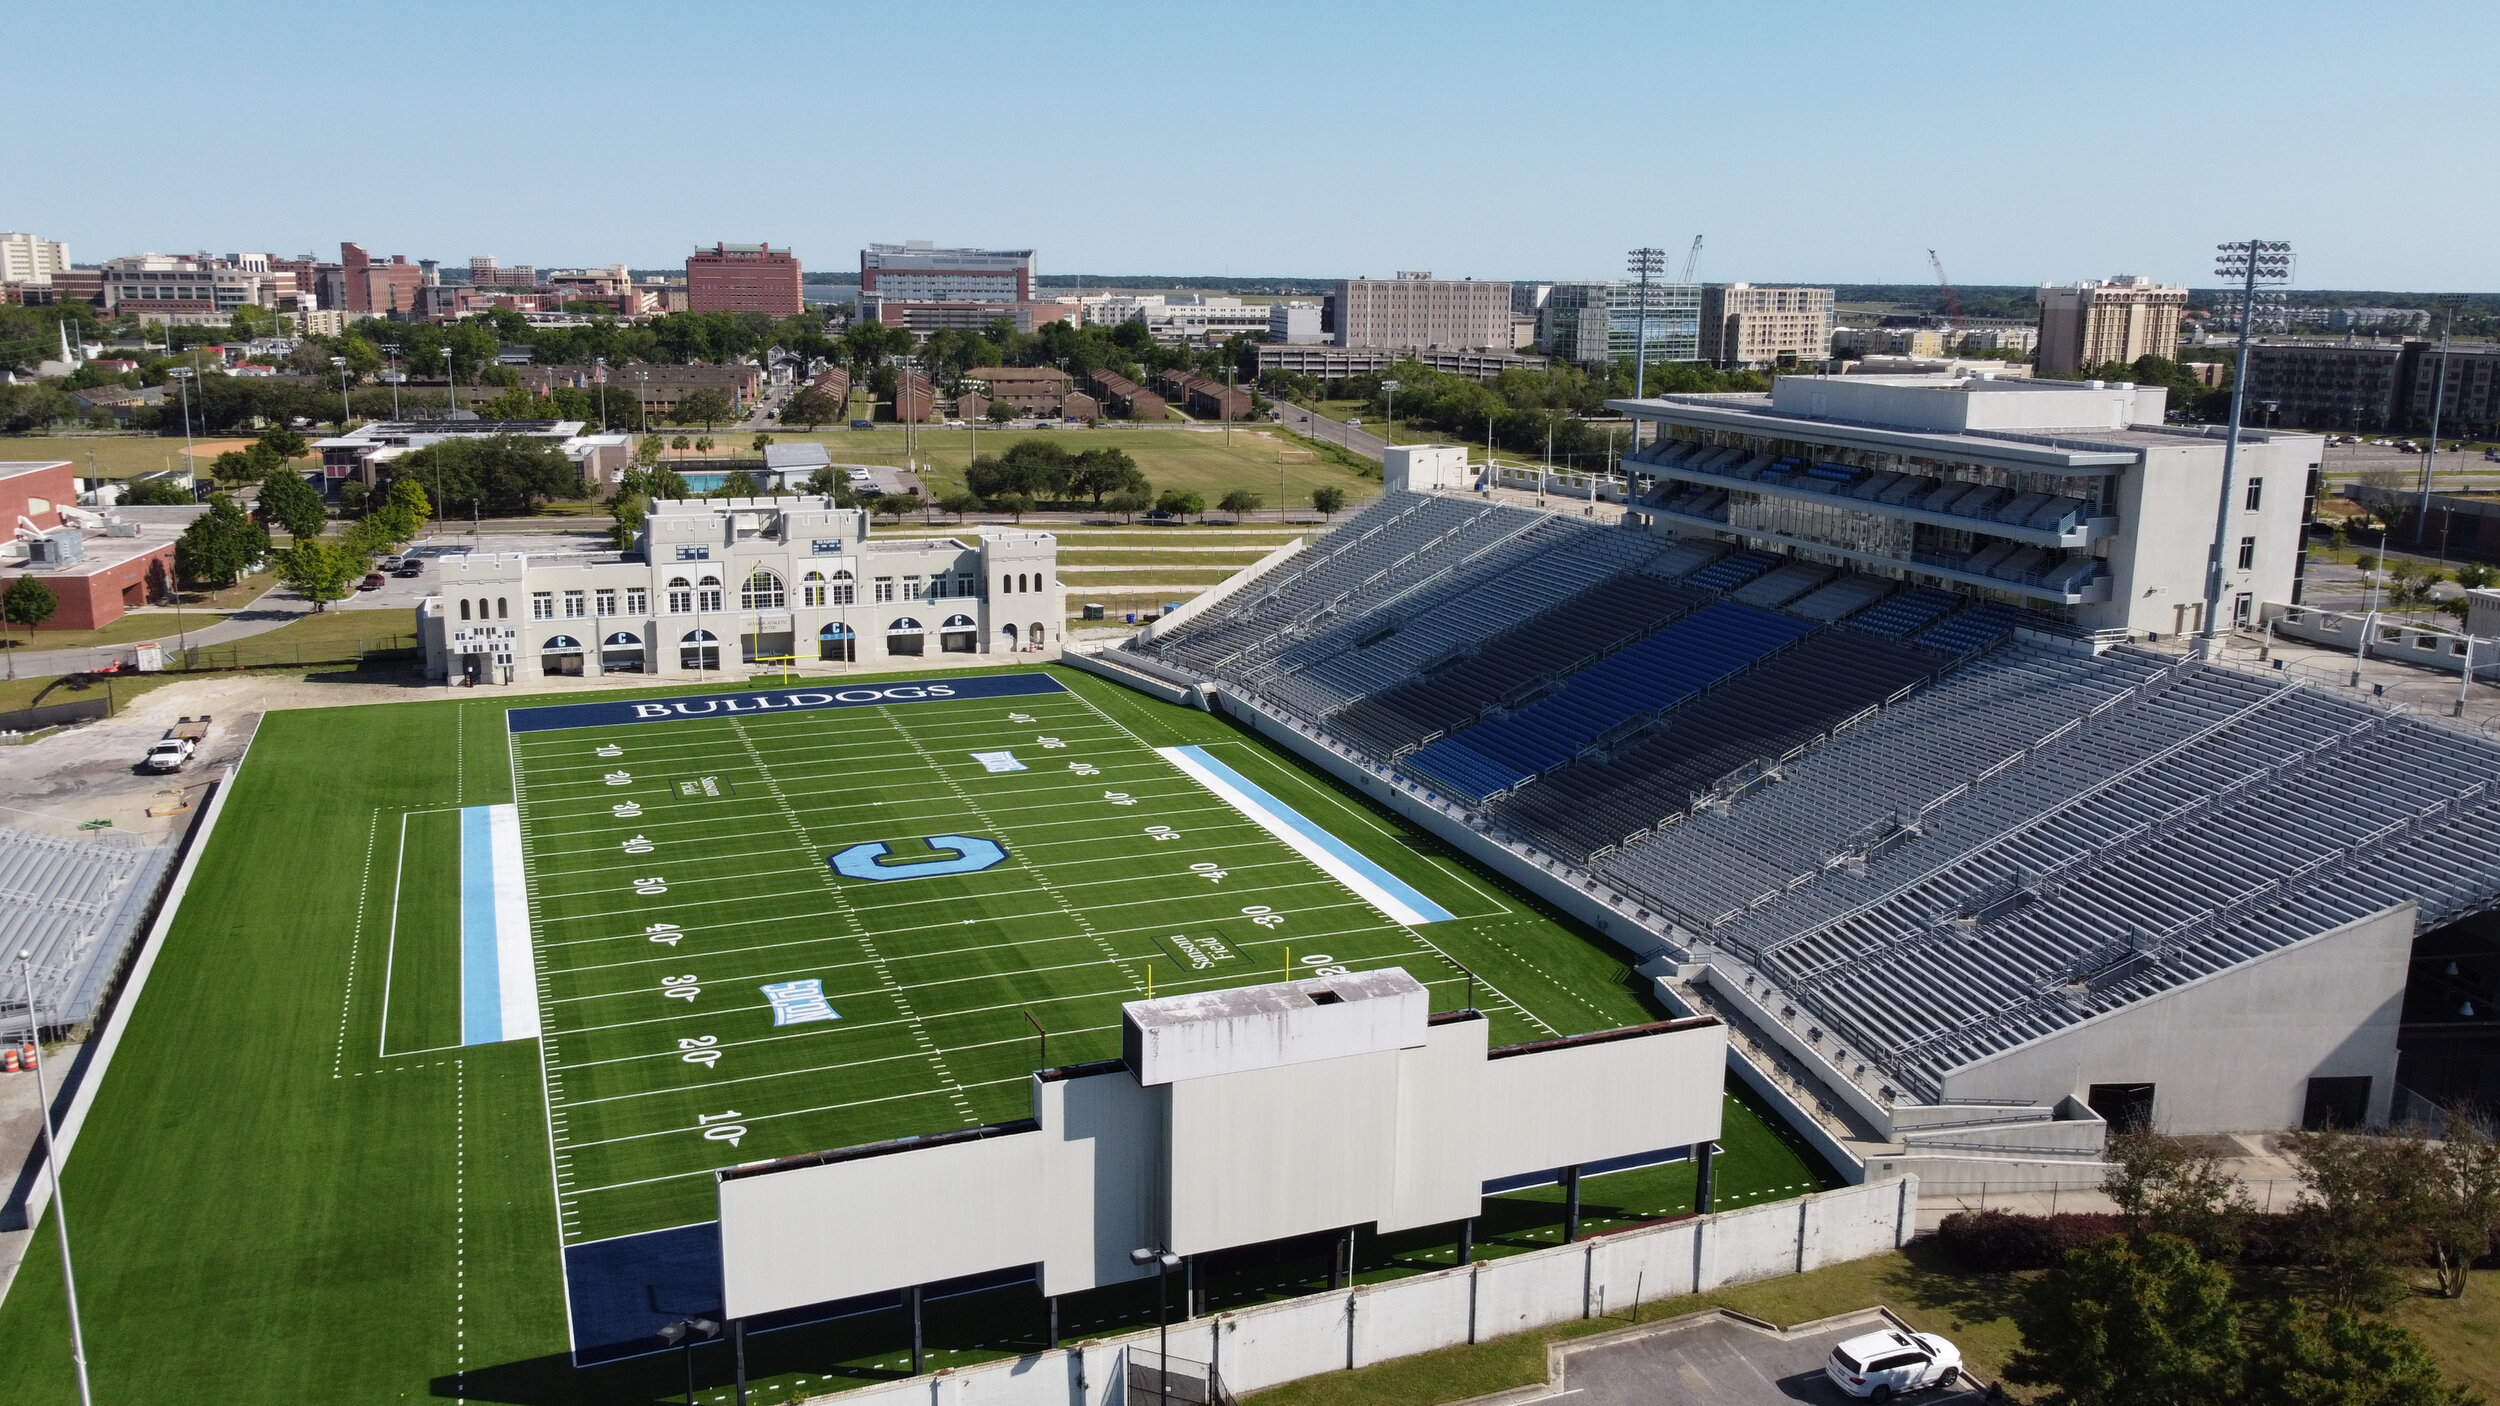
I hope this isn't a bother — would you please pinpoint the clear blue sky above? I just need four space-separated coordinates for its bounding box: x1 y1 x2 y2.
12 0 2492 290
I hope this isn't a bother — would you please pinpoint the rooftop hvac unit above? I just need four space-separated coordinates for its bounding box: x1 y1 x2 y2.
26 529 85 566
104 519 141 538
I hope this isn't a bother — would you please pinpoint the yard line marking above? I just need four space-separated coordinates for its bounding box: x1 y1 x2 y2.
378 810 411 1058
335 808 382 1080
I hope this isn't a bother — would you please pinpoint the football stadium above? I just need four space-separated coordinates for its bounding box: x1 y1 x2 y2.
4 371 2498 1406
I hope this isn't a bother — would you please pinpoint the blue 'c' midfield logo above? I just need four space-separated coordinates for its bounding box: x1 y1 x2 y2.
829 835 1008 882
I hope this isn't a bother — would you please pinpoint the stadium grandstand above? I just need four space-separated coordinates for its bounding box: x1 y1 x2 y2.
1101 399 2500 1189
0 822 175 1033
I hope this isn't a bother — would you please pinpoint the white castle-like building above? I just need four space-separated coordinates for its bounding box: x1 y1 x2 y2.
417 496 1063 685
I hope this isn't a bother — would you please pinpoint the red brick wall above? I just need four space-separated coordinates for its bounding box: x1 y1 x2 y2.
40 544 177 631
0 462 74 530
687 247 803 316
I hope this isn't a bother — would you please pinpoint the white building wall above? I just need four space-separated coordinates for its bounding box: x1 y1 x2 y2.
1937 903 2414 1132
1167 1049 1403 1256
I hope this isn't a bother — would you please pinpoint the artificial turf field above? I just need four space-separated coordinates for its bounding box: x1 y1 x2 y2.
0 663 1836 1406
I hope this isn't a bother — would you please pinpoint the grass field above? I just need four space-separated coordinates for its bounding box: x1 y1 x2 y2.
708 425 1379 508
0 663 1832 1405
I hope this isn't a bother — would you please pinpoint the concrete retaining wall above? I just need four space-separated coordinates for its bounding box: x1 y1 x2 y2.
798 1177 1917 1405
1133 537 1307 647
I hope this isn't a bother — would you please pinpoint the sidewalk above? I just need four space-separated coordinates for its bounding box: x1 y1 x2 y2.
3 586 313 679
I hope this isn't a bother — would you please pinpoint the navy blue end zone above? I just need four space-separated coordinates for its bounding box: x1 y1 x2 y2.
508 673 1068 735
564 1222 1037 1365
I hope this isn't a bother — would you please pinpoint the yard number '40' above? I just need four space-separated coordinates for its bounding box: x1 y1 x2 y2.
1189 861 1228 883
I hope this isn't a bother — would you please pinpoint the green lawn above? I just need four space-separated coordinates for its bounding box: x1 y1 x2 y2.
0 665 1834 1404
0 610 236 653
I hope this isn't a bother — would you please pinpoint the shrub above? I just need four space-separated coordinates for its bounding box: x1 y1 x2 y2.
1931 1209 2127 1271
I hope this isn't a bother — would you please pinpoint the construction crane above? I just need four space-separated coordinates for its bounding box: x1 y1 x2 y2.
1927 248 1965 331
1681 235 1704 283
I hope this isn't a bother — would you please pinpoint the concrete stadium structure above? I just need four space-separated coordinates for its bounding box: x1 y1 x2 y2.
1098 404 2500 1190
417 496 1063 684
718 970 1725 1321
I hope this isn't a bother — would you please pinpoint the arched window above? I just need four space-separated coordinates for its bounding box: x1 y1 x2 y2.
801 571 827 608
941 614 976 629
459 599 471 620
496 598 508 619
697 574 723 613
1019 573 1031 593
828 568 855 605
741 568 785 610
666 576 693 614
887 617 924 633
602 631 641 647
1003 574 1017 595
543 635 583 652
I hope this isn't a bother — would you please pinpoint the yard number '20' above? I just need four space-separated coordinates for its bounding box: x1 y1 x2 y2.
1299 952 1350 977
678 1035 721 1067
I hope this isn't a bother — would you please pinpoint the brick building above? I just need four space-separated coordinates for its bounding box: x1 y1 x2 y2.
964 366 1079 417
1084 369 1167 422
341 242 426 318
892 370 937 423
686 243 803 316
0 461 188 631
1154 371 1252 421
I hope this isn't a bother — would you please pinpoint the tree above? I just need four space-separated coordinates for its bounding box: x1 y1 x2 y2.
1104 489 1151 523
989 491 1035 523
2 575 58 645
783 386 840 429
272 537 364 612
2284 1128 2443 1309
384 435 587 517
211 444 279 485
694 435 715 457
1068 447 1146 508
1155 488 1205 521
1311 485 1348 520
1218 489 1264 523
2245 1302 2477 1406
609 492 647 551
256 426 309 461
174 494 269 588
750 432 772 453
670 434 692 453
121 476 195 506
937 490 983 523
365 477 431 542
718 469 762 499
635 435 666 468
675 388 732 430
2006 1234 2241 1406
252 468 329 542
2419 1116 2500 1299
2102 1132 2250 1260
871 493 918 525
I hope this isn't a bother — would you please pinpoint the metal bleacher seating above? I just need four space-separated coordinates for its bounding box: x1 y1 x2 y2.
1682 549 1782 593
1403 601 1816 801
1847 588 1962 638
1914 601 2038 656
1259 520 1662 716
0 823 173 1029
1497 629 1947 861
1784 573 1895 623
1729 560 1834 609
1326 571 1712 757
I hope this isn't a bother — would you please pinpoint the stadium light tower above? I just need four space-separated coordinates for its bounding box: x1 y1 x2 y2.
19 950 93 1406
1130 1245 1183 1406
655 1315 718 1405
1627 247 1667 400
2198 239 2293 659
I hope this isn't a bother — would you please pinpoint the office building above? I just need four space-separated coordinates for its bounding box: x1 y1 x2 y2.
1267 301 1323 344
686 243 804 316
1540 281 1702 367
341 241 426 318
469 257 539 289
859 242 1034 302
1620 370 2323 636
418 495 1062 684
98 253 299 325
1330 273 1512 351
1833 327 1948 359
2036 276 2188 376
1699 285 1835 368
0 232 69 286
1253 344 1547 382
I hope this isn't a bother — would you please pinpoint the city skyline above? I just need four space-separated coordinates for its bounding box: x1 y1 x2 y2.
8 0 2496 290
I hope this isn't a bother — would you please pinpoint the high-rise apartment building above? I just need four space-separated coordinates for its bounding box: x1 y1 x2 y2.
686 242 803 316
2036 276 2188 376
1699 284 1835 368
1330 273 1512 351
0 232 70 286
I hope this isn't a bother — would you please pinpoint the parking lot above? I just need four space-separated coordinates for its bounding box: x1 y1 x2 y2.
1487 1309 1991 1406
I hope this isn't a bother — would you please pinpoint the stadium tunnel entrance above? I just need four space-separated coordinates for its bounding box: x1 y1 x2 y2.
2398 907 2500 1118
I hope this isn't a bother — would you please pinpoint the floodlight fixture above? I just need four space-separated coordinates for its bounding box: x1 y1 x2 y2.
2195 239 2295 660
1627 247 1669 399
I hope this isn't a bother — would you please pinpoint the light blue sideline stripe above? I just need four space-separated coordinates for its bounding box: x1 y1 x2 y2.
459 805 503 1045
1161 745 1455 925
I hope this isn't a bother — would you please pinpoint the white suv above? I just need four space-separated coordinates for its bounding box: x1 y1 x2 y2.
1825 1328 1962 1400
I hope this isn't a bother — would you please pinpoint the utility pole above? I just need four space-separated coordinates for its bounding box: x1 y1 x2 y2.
21 951 94 1406
2201 240 2293 659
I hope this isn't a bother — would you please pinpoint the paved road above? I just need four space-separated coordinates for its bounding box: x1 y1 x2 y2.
2 588 316 679
1275 401 1385 461
1480 1309 1989 1406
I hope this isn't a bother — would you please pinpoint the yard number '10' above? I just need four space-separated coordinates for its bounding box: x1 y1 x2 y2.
697 1109 746 1147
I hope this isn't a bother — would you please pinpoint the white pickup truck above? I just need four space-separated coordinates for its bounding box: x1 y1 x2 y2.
143 716 212 773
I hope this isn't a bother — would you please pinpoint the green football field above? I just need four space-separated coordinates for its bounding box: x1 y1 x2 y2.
0 664 1837 1405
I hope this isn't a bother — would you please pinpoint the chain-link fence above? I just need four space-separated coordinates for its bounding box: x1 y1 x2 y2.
1 632 419 688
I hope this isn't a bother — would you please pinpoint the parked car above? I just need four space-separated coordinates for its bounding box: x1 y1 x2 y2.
1826 1329 1962 1401
379 555 406 572
394 561 424 578
358 572 385 591
850 419 875 430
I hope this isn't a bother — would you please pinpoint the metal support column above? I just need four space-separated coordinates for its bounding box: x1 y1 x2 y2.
1562 1166 1582 1243
732 1319 747 1406
908 1284 924 1375
1695 1141 1717 1215
1457 1218 1474 1266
